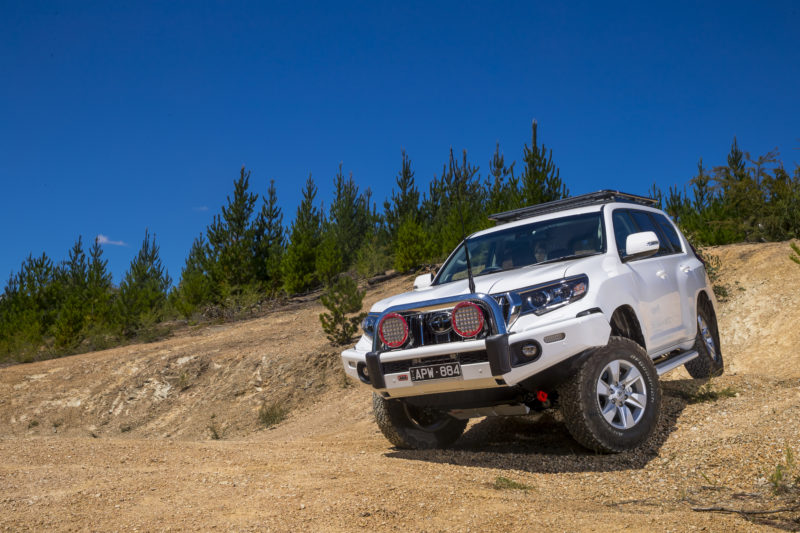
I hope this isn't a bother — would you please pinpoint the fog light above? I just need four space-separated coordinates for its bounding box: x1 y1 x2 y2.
356 362 371 384
521 342 540 358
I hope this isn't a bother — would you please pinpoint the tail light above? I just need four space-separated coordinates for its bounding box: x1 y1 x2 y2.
452 301 485 338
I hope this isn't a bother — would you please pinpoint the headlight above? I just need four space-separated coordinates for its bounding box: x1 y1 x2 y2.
361 313 379 339
518 275 589 316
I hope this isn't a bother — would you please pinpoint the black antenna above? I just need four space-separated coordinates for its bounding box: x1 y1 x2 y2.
452 149 476 294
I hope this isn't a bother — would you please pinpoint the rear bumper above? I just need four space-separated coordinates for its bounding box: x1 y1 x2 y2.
341 312 611 398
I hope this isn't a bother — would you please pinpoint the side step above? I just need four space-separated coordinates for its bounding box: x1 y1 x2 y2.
654 350 699 376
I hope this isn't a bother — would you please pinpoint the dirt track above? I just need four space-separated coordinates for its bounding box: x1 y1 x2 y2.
2 242 800 531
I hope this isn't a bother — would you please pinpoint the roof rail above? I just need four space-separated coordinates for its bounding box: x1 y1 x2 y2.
489 190 659 223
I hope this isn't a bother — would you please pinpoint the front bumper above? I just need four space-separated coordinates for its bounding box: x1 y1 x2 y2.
341 312 611 398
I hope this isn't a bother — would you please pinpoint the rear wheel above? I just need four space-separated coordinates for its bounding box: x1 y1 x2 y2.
684 297 723 378
559 336 661 453
372 393 467 449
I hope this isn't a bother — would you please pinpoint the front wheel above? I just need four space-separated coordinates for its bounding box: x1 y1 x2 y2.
372 393 467 449
559 336 661 453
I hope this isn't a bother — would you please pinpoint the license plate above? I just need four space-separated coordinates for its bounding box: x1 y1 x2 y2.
409 362 462 382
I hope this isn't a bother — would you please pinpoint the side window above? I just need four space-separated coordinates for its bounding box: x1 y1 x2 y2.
612 210 638 259
629 210 673 256
652 213 684 253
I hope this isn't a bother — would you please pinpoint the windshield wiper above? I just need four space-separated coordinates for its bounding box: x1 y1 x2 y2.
536 252 601 265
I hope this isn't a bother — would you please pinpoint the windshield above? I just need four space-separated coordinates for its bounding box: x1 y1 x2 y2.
434 212 605 285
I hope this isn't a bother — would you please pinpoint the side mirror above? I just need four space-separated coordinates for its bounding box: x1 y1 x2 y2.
624 231 660 262
413 273 434 290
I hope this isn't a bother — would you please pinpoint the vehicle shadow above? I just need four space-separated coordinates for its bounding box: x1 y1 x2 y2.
384 378 709 474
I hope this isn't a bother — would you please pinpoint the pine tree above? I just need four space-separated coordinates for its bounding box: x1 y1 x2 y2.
254 179 285 293
282 175 322 294
484 143 519 215
52 237 89 350
85 237 113 333
206 166 260 291
519 120 568 206
384 150 421 242
327 163 371 268
0 253 57 359
172 235 215 318
318 274 366 345
438 148 485 256
393 217 432 272
316 228 344 286
117 229 171 334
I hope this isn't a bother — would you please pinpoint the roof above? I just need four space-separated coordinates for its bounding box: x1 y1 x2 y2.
488 190 659 224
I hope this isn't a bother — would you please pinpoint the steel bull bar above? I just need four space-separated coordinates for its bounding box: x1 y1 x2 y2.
364 293 512 390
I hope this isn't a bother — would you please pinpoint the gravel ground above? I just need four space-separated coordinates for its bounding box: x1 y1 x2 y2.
1 242 799 531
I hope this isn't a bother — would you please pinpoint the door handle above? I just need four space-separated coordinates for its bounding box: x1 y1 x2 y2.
680 265 692 274
656 270 667 279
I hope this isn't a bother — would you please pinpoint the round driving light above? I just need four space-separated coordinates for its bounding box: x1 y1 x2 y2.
452 301 485 338
378 313 408 348
521 342 540 358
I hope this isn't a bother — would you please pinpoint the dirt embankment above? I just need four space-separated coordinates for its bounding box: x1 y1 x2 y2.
1 242 800 531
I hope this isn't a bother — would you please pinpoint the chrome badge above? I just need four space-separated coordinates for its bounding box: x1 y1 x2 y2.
427 311 452 334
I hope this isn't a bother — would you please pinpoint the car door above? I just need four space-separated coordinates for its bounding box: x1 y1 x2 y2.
612 209 684 352
649 211 704 342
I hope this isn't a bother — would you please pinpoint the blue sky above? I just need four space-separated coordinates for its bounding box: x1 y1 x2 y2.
1 1 799 284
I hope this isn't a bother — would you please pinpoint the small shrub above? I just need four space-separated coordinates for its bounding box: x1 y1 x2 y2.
319 275 367 346
686 383 737 404
493 476 531 491
208 414 224 440
27 420 39 429
769 447 797 494
258 401 288 428
177 371 191 391
791 242 800 265
696 248 728 301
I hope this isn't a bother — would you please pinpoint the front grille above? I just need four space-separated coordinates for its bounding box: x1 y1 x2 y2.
381 350 489 375
405 314 464 346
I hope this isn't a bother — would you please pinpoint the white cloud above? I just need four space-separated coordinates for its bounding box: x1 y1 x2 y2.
95 234 126 246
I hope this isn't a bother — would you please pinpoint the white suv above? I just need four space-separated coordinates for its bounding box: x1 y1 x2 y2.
341 191 723 453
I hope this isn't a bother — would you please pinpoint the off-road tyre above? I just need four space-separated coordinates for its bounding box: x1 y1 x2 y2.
372 393 468 450
684 297 724 379
558 336 661 453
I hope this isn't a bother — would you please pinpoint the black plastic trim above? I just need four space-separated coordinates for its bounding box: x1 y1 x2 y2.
576 307 602 318
365 352 385 389
485 334 511 375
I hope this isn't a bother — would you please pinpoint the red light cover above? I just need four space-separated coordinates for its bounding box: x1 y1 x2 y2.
379 312 409 348
452 301 485 338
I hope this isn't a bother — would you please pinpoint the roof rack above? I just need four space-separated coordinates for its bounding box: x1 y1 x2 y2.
489 190 659 223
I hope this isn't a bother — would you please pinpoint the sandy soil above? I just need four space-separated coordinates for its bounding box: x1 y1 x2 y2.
1 242 800 531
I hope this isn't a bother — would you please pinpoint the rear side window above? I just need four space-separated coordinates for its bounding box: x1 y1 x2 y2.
651 213 683 253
